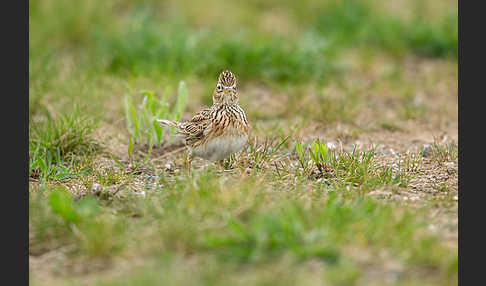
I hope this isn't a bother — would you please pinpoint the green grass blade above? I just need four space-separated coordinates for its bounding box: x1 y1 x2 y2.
174 81 188 121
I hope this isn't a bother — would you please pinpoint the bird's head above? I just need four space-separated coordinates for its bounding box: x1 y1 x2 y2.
213 70 238 105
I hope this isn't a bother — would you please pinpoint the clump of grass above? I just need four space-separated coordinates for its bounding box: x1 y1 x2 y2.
30 108 98 159
295 139 407 190
96 168 124 187
29 108 98 181
239 136 291 174
29 149 93 182
398 150 425 173
124 81 188 146
427 141 458 164
308 139 331 175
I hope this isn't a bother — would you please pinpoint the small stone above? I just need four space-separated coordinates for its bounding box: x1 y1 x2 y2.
91 183 103 196
164 163 173 171
453 195 458 201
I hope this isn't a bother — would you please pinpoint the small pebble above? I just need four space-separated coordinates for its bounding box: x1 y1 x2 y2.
164 163 173 171
445 162 455 167
91 183 103 196
453 195 458 201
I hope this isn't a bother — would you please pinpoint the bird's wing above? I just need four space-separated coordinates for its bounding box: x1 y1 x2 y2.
189 107 212 124
181 107 212 145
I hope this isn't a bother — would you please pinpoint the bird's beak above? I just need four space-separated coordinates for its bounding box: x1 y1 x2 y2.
223 87 232 95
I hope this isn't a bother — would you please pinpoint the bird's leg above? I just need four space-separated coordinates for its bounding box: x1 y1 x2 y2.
229 154 235 169
218 159 226 170
187 154 193 176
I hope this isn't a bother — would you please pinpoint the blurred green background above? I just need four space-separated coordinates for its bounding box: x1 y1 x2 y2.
29 0 457 119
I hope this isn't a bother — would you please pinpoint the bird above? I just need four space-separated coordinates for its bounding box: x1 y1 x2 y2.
158 70 250 175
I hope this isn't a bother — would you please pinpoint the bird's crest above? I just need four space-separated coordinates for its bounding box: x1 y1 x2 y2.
218 70 237 88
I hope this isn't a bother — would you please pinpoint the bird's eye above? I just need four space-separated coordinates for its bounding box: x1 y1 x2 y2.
217 84 223 91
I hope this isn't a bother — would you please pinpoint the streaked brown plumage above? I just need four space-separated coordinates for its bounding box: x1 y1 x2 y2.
158 70 250 175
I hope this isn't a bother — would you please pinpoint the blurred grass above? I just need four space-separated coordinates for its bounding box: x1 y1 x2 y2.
312 0 457 58
30 172 457 285
105 25 336 84
29 0 457 85
29 0 457 124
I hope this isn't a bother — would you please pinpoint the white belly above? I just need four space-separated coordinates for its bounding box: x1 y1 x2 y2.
190 135 248 161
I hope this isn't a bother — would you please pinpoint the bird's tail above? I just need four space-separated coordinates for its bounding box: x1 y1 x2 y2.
157 119 180 128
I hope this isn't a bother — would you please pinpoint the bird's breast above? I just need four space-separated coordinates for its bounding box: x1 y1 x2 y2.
191 134 248 161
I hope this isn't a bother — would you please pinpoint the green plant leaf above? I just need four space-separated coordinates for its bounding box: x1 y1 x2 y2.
129 104 139 139
49 188 79 223
75 196 101 218
124 94 133 129
153 119 163 145
141 90 154 100
174 81 188 121
295 142 304 161
128 136 134 159
319 141 329 162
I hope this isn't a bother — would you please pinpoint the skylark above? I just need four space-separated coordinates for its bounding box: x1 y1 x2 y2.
158 70 250 175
